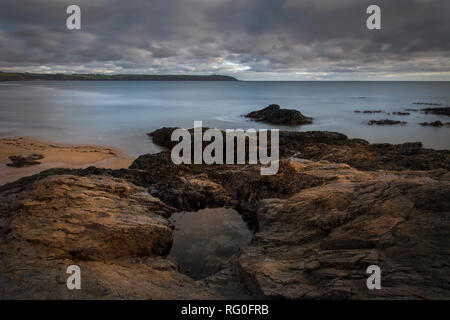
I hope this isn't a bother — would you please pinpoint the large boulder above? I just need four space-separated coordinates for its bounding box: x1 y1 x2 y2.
0 174 220 299
245 104 313 126
233 159 450 299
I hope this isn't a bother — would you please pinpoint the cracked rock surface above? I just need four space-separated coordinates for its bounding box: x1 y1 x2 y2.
0 174 220 299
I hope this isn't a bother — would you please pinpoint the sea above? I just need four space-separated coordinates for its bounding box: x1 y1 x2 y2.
1 80 449 156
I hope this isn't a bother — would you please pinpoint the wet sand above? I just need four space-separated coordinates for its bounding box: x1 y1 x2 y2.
0 137 133 185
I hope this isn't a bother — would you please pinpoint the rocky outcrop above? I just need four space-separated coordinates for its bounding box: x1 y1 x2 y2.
245 104 313 125
0 174 220 299
234 159 450 299
6 154 44 167
1 127 450 299
147 128 450 171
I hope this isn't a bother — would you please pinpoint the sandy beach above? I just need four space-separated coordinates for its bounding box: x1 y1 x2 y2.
0 136 133 185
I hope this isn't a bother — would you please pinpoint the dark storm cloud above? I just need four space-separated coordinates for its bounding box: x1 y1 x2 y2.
0 0 449 79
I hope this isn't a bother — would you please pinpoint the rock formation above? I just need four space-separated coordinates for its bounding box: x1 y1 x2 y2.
234 159 450 299
1 128 449 299
148 128 450 171
245 104 313 125
6 154 44 167
0 174 219 299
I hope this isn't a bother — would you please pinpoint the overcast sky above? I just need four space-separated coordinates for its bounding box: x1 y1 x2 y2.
0 0 449 80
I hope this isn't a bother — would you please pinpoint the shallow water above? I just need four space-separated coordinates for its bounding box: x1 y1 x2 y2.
0 81 449 155
168 208 252 280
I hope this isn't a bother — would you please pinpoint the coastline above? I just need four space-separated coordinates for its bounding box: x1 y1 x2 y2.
0 136 133 185
0 72 239 82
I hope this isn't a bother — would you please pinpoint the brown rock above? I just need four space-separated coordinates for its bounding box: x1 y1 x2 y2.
0 174 221 299
2 126 450 300
234 159 450 299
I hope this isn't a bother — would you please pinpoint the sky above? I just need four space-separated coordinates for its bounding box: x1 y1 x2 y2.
0 0 449 80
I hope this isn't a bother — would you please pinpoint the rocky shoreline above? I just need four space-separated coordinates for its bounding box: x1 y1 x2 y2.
0 129 449 299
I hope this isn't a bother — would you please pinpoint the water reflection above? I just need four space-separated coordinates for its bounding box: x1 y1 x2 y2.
168 207 252 280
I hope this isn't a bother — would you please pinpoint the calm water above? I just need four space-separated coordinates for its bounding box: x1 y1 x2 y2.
168 208 252 280
0 81 449 156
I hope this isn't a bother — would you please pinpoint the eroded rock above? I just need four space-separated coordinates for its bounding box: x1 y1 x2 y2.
0 174 221 299
234 160 450 299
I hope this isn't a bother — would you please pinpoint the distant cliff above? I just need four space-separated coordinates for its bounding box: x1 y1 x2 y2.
0 72 238 82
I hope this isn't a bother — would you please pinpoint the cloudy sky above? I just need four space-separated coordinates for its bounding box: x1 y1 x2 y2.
0 0 449 80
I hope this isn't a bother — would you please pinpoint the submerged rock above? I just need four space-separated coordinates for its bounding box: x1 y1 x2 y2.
367 119 407 126
419 121 450 127
245 104 313 125
393 112 410 116
413 102 443 106
421 107 450 116
354 110 385 114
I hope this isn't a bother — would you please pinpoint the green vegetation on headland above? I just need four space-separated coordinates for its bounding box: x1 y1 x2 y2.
0 72 238 82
